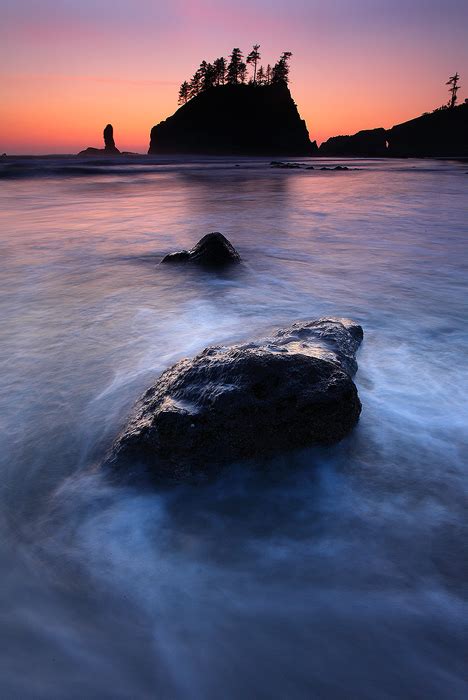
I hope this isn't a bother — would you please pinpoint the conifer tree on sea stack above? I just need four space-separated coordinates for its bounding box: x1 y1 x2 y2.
213 57 227 85
446 72 461 108
256 65 266 85
178 81 191 105
238 61 248 84
246 44 261 83
189 69 202 98
271 52 293 86
199 61 216 91
227 48 244 84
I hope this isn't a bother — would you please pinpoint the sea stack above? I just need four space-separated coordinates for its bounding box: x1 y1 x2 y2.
148 83 318 156
103 124 119 153
78 124 121 156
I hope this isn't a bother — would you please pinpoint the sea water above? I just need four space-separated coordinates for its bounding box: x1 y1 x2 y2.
0 156 467 699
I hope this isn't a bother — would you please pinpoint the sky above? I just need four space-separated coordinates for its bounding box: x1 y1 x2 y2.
1 0 467 154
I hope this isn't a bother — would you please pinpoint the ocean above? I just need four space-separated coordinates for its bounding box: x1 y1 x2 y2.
0 155 467 699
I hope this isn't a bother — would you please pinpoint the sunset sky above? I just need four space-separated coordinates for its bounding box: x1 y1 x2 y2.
2 0 467 154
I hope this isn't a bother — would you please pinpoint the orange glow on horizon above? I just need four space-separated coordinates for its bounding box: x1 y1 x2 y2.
1 1 467 154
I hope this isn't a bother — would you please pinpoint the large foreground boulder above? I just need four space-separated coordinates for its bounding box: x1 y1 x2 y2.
105 318 363 478
161 232 241 267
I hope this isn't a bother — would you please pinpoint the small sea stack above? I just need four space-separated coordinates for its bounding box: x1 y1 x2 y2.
78 124 121 156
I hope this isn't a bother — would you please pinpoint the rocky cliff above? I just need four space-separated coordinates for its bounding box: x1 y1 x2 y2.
387 102 468 157
319 103 468 157
319 128 387 157
148 84 317 156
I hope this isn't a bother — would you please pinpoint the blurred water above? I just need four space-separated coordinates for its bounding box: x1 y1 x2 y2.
0 156 467 699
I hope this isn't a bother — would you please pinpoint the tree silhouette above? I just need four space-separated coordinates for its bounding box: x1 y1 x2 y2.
446 72 461 108
213 57 227 86
189 69 202 98
238 61 247 84
256 66 266 85
178 81 190 105
178 47 294 102
272 52 293 86
227 48 244 84
199 61 216 91
246 44 261 83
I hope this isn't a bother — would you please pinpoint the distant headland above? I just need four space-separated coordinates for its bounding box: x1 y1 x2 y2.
319 101 468 157
76 56 467 158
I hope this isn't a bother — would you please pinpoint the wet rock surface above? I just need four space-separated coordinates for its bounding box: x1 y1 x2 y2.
161 232 241 267
105 318 363 478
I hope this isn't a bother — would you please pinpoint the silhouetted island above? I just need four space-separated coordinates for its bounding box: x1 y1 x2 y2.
78 124 121 156
148 47 317 156
319 102 468 157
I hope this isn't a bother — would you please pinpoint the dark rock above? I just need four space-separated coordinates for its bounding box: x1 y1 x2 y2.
105 318 363 477
78 123 121 156
387 103 468 157
161 232 241 267
319 165 350 171
318 103 468 157
271 161 302 169
149 84 318 156
103 124 118 152
319 128 388 157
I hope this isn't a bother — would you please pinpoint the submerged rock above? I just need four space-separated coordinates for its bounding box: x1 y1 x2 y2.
105 318 363 478
271 161 302 169
320 165 350 171
161 232 241 267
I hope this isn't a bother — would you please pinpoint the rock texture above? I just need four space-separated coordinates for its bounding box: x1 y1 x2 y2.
161 232 241 267
105 318 363 478
149 84 318 156
78 124 121 156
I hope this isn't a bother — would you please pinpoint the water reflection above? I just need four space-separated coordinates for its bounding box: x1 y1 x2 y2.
0 157 467 698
